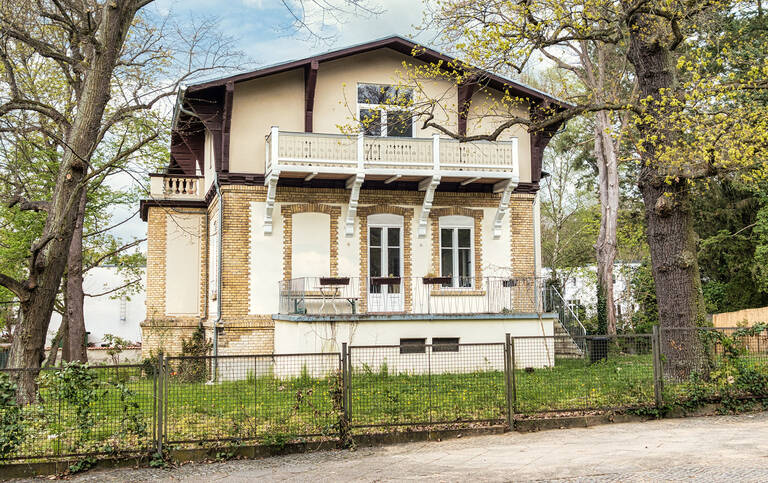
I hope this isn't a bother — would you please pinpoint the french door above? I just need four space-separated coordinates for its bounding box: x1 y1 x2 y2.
368 224 403 312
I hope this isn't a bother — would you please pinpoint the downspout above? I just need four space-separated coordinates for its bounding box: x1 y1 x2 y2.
175 88 224 381
211 172 223 381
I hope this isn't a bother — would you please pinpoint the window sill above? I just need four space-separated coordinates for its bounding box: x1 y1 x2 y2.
430 289 486 297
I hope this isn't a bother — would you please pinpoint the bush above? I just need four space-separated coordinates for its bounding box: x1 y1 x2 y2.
177 326 211 383
0 372 24 455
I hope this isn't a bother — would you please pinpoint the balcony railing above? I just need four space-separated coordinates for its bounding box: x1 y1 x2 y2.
149 174 203 200
278 276 545 316
265 129 519 179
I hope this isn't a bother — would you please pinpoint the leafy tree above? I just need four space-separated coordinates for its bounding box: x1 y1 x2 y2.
541 119 600 283
407 0 768 377
0 1 242 403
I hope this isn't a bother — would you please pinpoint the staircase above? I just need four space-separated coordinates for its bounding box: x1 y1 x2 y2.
543 285 587 358
553 318 584 358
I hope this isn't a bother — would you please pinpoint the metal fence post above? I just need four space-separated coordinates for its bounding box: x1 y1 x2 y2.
341 343 349 425
510 336 517 414
652 326 663 408
504 333 513 428
156 351 164 455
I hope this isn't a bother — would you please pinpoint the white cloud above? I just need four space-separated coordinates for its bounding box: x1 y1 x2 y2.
241 0 264 8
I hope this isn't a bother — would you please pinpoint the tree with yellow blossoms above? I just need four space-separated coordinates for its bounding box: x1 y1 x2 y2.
407 0 768 377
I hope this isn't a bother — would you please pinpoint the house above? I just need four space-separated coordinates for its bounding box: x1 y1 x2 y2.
543 263 639 329
139 36 576 366
47 265 145 355
46 266 145 346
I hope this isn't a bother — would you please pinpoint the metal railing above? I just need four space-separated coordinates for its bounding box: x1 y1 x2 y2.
278 276 546 316
4 327 767 463
542 284 588 352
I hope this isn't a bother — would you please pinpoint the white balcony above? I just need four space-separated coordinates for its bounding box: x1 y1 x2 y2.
149 174 203 200
262 127 520 239
265 128 519 183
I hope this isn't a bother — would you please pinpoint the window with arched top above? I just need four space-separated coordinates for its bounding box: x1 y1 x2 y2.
439 215 474 288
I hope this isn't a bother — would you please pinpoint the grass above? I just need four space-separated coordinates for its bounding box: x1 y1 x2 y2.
2 352 659 460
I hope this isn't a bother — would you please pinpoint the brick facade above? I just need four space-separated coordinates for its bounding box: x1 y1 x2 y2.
143 185 538 356
142 206 207 358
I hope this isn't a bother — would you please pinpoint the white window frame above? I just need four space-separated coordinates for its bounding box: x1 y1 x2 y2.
356 83 414 137
439 215 475 289
367 214 404 279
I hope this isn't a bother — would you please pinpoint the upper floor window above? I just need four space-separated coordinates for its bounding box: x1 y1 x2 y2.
439 215 474 288
358 83 413 137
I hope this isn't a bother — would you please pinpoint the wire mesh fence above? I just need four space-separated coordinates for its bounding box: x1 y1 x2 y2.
4 327 768 463
0 364 156 462
163 353 342 445
660 326 768 404
510 335 655 414
347 343 507 427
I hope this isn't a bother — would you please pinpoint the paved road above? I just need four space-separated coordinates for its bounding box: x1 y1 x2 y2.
23 413 768 482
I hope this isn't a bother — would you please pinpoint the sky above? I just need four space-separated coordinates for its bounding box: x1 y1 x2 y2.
112 0 436 245
150 0 435 67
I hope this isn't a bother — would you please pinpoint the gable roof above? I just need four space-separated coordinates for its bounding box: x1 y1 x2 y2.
185 35 567 107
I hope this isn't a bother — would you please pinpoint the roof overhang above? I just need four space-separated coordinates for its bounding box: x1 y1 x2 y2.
182 35 570 113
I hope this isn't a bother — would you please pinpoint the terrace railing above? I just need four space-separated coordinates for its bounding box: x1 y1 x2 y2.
148 173 203 200
277 276 546 316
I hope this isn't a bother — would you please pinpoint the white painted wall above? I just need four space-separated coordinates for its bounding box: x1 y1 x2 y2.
203 130 215 194
208 207 220 319
249 201 284 314
165 213 202 316
292 212 331 278
48 267 146 346
337 205 360 278
274 316 555 376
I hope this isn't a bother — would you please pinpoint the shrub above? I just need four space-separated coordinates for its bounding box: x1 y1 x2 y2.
177 326 211 383
0 372 24 455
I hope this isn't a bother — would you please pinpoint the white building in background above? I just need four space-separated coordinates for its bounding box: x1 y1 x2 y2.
543 263 639 324
48 266 146 346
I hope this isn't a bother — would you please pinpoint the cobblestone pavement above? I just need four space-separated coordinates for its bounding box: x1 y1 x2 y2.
18 413 768 482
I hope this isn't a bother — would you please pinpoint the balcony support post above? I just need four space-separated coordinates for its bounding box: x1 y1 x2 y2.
492 179 517 239
344 132 366 237
264 173 279 235
264 126 280 235
417 134 442 238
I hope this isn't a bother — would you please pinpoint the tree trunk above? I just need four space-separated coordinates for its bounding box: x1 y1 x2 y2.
626 15 707 379
43 313 66 368
7 2 141 404
594 111 619 335
66 191 88 363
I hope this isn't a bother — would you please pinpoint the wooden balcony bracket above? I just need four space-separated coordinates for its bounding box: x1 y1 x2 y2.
492 179 517 239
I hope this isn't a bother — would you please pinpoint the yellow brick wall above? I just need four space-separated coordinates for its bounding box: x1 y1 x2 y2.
143 186 538 356
509 194 536 311
142 206 207 358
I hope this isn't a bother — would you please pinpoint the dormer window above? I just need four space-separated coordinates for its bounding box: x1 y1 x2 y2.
357 83 413 137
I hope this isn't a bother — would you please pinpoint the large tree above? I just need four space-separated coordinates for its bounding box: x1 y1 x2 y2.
408 0 768 375
0 0 240 402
